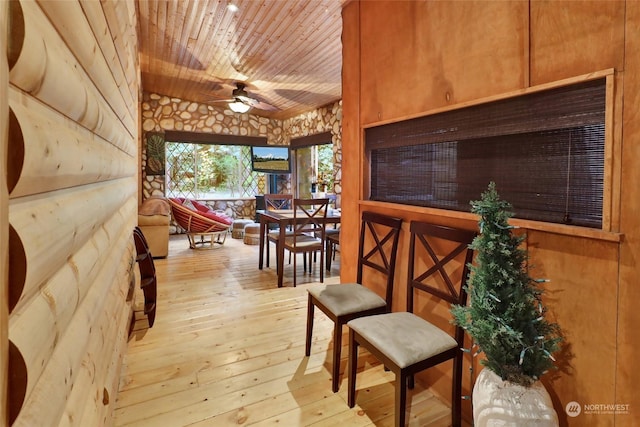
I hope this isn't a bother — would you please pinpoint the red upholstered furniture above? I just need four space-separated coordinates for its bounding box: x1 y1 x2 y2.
168 198 232 249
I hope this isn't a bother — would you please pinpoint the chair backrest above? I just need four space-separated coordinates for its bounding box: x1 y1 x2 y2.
264 193 293 211
407 221 476 343
292 198 329 242
356 211 404 311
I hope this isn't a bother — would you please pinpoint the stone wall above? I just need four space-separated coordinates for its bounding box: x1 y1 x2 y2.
140 92 342 209
201 198 256 221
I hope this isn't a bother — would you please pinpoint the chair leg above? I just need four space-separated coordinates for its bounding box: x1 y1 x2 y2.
451 354 463 427
326 239 332 271
266 239 270 267
347 329 358 408
331 321 342 392
305 295 314 356
293 251 297 287
396 371 408 427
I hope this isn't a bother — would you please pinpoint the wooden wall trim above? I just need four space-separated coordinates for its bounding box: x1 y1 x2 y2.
164 130 268 146
339 0 361 282
290 131 332 148
359 201 623 243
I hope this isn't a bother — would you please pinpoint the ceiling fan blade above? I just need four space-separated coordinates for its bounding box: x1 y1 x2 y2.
204 100 236 107
201 82 279 111
237 92 278 111
250 100 279 111
235 94 255 104
237 96 278 111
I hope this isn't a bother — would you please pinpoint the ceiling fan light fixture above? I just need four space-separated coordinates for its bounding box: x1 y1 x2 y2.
227 2 239 12
228 100 251 113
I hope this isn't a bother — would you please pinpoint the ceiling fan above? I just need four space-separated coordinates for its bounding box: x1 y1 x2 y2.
207 82 278 113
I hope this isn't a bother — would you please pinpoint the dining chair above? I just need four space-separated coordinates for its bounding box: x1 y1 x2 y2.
283 198 329 287
264 193 293 210
263 194 293 268
305 211 403 392
347 221 476 427
325 228 340 271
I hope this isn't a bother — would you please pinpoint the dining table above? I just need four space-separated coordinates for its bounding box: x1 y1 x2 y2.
257 208 341 287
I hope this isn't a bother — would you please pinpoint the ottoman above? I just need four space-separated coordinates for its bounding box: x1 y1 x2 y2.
232 219 253 239
243 223 261 245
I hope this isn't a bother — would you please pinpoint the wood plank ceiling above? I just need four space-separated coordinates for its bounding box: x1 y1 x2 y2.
136 0 344 119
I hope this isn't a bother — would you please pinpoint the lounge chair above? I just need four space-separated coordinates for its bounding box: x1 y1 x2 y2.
167 198 232 249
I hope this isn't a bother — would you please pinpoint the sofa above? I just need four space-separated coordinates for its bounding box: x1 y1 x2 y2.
138 197 171 258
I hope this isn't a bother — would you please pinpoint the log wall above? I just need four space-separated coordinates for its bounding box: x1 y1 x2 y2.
4 1 139 426
341 1 637 425
1 2 9 426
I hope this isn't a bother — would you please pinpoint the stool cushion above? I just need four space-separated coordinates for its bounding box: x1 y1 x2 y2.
243 223 261 245
232 219 253 238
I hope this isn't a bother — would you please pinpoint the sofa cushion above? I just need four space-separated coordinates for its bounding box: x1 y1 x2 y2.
191 200 211 212
181 198 197 211
138 214 171 226
199 209 232 225
139 197 171 216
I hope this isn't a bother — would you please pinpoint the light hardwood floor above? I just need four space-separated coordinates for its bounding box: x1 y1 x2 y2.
114 233 459 426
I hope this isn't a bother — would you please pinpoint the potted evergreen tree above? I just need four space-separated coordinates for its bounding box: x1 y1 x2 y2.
451 182 563 426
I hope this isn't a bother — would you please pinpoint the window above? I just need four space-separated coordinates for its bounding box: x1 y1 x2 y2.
165 143 263 199
290 132 334 198
366 78 607 229
163 131 270 199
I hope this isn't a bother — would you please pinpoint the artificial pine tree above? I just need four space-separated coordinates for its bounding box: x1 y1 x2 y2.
451 182 562 387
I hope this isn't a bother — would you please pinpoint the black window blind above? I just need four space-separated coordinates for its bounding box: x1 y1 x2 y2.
366 78 606 228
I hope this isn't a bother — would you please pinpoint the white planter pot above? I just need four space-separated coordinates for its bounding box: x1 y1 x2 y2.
473 368 559 427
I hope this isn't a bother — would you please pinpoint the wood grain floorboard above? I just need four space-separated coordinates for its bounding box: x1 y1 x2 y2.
115 233 463 426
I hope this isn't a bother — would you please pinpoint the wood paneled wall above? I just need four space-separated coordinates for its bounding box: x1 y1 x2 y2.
341 1 637 425
618 0 640 422
4 1 139 426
